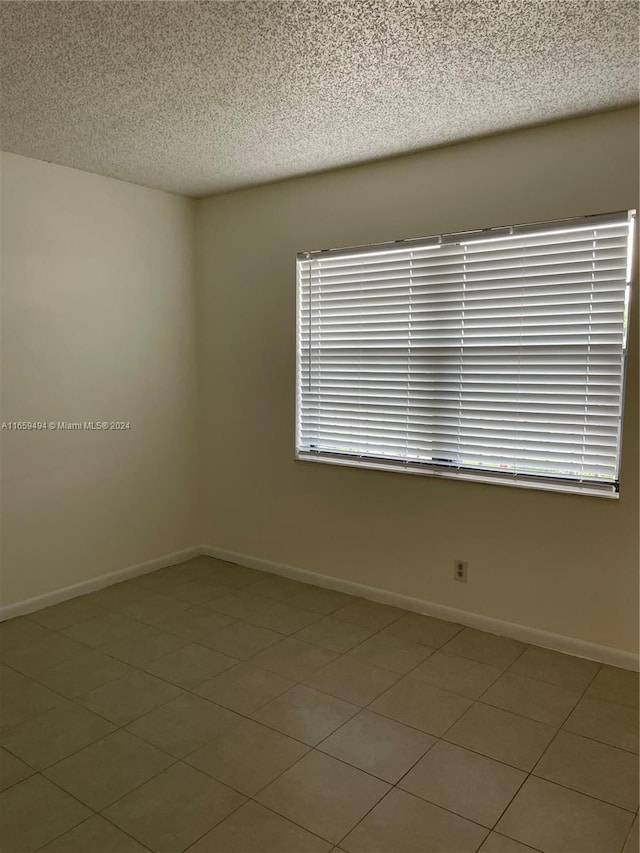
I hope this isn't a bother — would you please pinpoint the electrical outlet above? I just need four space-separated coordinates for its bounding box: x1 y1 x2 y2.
454 559 468 582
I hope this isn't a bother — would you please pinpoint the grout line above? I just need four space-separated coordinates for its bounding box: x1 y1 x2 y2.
24 807 102 853
0 649 626 773
2 558 638 852
32 806 156 853
93 813 157 853
488 828 547 853
527 769 638 815
525 660 604 768
28 771 159 853
620 811 639 853
362 678 533 836
158 793 247 852
0 730 629 847
14 578 631 767
467 649 631 833
331 788 410 850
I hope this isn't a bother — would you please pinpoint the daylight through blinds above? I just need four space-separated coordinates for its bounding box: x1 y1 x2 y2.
296 211 635 496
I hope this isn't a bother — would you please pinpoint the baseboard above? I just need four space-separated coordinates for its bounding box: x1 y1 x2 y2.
202 544 640 672
0 546 200 621
3 542 636 671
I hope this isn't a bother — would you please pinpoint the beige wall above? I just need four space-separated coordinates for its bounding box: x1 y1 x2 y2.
197 107 639 654
0 153 199 605
2 110 637 653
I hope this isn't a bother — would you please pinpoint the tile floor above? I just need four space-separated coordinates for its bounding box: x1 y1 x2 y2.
0 555 637 853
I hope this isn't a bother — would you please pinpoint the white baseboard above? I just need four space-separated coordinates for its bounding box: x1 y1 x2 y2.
3 542 637 672
0 547 200 621
202 544 639 672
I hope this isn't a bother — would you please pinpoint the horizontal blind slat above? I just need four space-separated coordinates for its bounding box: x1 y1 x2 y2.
297 212 633 489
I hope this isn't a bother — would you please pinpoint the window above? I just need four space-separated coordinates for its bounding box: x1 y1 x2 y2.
296 210 635 497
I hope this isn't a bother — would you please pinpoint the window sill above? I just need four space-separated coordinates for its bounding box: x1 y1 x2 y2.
295 451 620 499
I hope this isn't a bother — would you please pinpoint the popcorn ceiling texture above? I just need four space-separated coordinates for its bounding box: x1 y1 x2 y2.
0 0 637 198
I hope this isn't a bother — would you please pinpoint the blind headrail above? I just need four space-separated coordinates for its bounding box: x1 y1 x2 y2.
297 210 635 262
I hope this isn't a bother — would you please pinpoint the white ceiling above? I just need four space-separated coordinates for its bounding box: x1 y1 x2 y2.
1 0 637 198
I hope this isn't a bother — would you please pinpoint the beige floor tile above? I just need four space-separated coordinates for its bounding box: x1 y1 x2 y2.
587 665 639 709
0 673 65 731
247 575 313 604
208 592 274 621
0 662 24 684
127 693 242 757
319 709 435 783
481 672 581 726
623 815 639 853
184 557 233 574
168 578 234 605
101 626 191 667
479 832 540 852
251 637 338 681
305 656 399 706
0 747 33 792
187 800 332 852
0 775 91 853
202 560 263 589
204 620 285 659
345 632 435 674
563 695 639 753
496 776 634 853
410 651 502 699
0 617 49 651
295 616 377 653
104 761 245 853
157 559 200 578
534 730 639 811
369 676 472 736
168 557 224 581
444 702 555 771
36 649 134 698
0 700 115 769
44 729 175 810
250 600 322 635
0 632 87 677
253 684 358 745
187 716 309 795
509 646 600 690
442 628 527 669
399 740 526 827
286 585 356 616
117 591 191 625
84 582 150 610
257 750 389 844
149 563 194 583
194 663 294 715
129 568 190 594
155 608 236 642
383 613 463 648
334 600 406 630
26 598 105 631
38 815 149 853
341 787 488 853
77 669 183 725
144 643 237 689
61 612 150 648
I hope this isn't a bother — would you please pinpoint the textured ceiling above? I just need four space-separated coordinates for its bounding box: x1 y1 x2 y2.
1 0 638 198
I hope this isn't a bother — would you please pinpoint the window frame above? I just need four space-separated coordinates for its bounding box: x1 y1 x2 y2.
295 210 636 499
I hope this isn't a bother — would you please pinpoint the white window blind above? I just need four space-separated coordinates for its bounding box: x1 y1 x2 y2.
296 210 635 497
